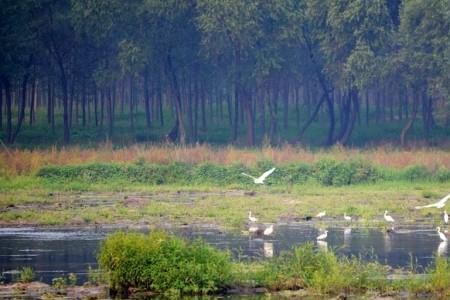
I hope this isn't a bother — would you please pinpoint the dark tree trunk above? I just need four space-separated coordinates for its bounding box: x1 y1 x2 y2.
94 86 98 127
400 88 419 147
365 89 369 126
324 91 335 146
82 79 86 127
295 86 300 127
166 52 186 145
129 76 134 131
107 86 113 139
29 79 36 126
144 68 152 128
11 70 31 143
283 82 289 129
3 78 12 143
0 82 3 130
298 94 326 142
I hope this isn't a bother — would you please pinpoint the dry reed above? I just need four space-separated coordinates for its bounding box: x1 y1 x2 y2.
1 144 450 176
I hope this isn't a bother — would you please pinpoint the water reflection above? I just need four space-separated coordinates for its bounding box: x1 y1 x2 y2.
263 242 273 258
0 224 448 284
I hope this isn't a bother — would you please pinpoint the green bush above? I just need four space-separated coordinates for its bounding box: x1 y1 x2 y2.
98 231 232 295
435 167 450 182
401 165 432 181
258 244 386 293
18 267 34 283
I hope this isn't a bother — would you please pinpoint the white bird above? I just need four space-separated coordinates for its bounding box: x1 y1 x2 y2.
241 168 276 184
384 210 395 223
437 241 447 257
415 192 450 209
263 224 274 236
316 211 326 218
344 213 352 222
444 210 448 224
248 211 258 223
437 226 448 242
317 230 328 240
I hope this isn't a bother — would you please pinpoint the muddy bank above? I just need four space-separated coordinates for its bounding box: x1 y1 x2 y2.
0 282 108 299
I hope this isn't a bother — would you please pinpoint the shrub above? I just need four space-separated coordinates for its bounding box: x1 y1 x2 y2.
258 244 386 293
98 231 232 295
435 167 450 182
401 165 432 181
52 276 67 289
18 267 34 283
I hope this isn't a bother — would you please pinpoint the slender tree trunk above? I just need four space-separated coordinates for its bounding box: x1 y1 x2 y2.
3 78 12 143
298 94 326 142
144 68 152 128
325 91 335 146
0 82 3 130
107 86 113 139
400 88 419 147
129 76 134 132
82 79 86 127
295 86 300 127
283 82 289 129
11 70 31 143
365 89 369 126
166 52 186 144
29 79 36 126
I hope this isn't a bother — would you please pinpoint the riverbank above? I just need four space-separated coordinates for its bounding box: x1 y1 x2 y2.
0 183 449 229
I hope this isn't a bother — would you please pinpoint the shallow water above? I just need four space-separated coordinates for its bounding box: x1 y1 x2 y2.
0 223 447 284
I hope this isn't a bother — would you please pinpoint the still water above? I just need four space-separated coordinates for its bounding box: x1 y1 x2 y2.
0 223 447 284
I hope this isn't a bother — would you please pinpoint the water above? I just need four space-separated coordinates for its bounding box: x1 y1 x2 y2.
0 224 447 284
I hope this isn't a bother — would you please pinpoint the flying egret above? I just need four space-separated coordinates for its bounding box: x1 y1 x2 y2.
316 230 328 240
384 210 395 223
344 213 352 222
444 210 448 224
415 192 450 209
241 168 276 184
248 211 258 223
316 211 326 218
437 227 448 242
263 224 274 236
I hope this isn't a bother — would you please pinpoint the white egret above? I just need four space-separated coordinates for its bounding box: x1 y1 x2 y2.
248 211 258 223
241 168 276 184
415 192 450 209
437 241 447 257
384 210 395 223
316 230 328 240
344 213 352 222
263 224 274 236
437 227 448 242
444 210 448 224
316 211 326 218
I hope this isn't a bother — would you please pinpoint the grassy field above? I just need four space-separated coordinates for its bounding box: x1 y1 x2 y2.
1 145 450 228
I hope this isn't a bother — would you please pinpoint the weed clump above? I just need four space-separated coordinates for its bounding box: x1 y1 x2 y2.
257 243 387 293
98 231 232 296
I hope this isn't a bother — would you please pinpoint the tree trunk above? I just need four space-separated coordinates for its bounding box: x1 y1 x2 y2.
11 71 31 143
400 88 419 147
0 82 3 130
2 78 12 143
29 79 36 126
324 91 335 146
298 93 326 142
107 86 113 139
82 79 86 127
129 76 134 132
166 52 186 145
144 68 152 128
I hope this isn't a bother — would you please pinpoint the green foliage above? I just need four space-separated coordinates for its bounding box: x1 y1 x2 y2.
427 257 450 294
18 267 34 283
36 160 450 187
98 231 232 295
52 276 67 289
313 159 382 186
68 273 77 286
401 165 432 182
257 243 387 293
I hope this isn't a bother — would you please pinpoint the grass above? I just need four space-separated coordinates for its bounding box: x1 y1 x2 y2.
96 231 450 297
0 179 449 229
3 144 450 177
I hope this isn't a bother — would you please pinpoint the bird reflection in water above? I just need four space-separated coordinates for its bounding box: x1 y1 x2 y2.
263 242 273 258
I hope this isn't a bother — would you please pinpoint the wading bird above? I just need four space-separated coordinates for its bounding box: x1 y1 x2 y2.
415 192 450 209
384 210 395 223
444 210 448 224
344 213 352 222
248 211 258 222
316 211 326 218
263 224 274 236
317 230 328 240
437 227 448 242
241 168 276 184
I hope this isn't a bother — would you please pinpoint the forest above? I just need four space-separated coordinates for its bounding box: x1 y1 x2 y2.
0 0 449 147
